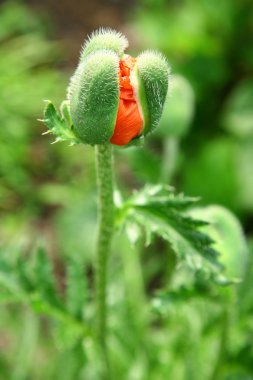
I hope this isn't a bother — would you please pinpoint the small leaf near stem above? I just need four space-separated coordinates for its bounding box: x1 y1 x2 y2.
95 143 114 377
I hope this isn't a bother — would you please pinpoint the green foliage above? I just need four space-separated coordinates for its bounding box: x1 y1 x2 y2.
0 0 253 379
132 0 253 218
0 1 46 38
222 80 253 138
0 0 66 225
117 185 223 279
0 247 90 380
156 74 195 138
66 257 86 320
0 246 88 352
189 206 248 281
0 247 84 321
182 137 253 213
43 101 80 145
182 137 238 209
33 247 62 310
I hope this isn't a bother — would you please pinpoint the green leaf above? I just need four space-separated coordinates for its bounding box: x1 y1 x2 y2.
151 284 213 316
16 255 34 292
53 342 86 379
155 74 195 138
33 247 62 309
222 79 253 138
66 257 86 320
42 100 80 145
60 100 73 127
189 206 248 281
0 247 91 338
0 254 22 294
12 310 39 380
0 290 22 305
54 322 84 351
119 185 223 277
182 137 238 210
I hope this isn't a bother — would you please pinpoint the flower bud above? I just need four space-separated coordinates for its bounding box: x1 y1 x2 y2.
68 50 120 145
43 29 170 147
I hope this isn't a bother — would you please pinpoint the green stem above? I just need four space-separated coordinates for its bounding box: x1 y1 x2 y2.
160 137 179 184
95 143 114 374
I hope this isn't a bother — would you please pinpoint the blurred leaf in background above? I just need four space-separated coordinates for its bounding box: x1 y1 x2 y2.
0 0 64 245
130 0 253 220
0 2 95 378
0 0 97 257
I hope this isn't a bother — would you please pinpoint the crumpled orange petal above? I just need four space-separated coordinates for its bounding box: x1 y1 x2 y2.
110 56 143 146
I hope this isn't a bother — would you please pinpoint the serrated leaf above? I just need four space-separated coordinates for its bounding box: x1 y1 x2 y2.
54 341 86 380
119 185 223 277
33 247 62 309
66 257 86 320
54 321 83 351
152 285 211 315
129 184 200 210
0 249 91 338
0 254 21 294
189 206 248 281
16 255 34 292
12 310 39 380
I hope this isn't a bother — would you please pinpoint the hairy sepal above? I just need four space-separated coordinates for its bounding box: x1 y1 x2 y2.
67 50 120 145
80 28 128 60
136 51 170 135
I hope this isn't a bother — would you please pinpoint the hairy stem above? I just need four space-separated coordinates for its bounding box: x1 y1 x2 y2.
95 143 114 375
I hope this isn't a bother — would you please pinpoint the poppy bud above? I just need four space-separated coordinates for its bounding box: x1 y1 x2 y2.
43 29 170 147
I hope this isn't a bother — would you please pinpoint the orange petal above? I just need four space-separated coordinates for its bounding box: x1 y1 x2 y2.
110 55 143 146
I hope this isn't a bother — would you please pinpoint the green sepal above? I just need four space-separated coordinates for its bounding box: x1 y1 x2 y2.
80 28 128 60
42 100 81 145
136 51 170 135
67 50 120 145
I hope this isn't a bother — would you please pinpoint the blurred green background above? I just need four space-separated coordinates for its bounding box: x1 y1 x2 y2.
0 0 253 379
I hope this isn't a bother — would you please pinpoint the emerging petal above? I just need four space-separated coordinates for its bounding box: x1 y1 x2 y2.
110 55 143 146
